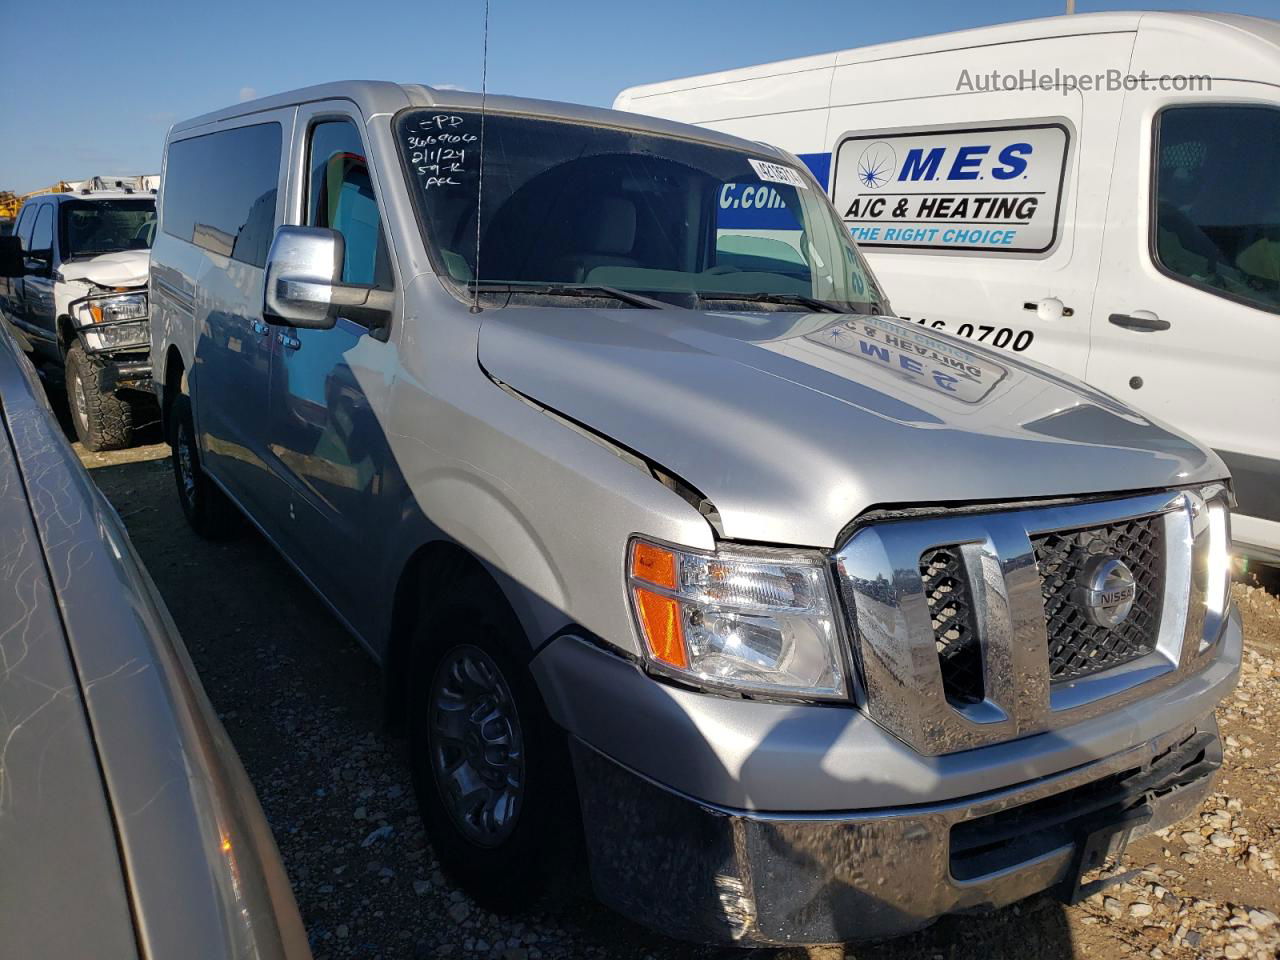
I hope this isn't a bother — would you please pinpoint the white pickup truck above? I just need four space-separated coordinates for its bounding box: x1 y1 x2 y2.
0 187 155 449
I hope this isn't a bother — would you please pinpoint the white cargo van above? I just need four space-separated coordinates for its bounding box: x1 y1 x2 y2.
615 12 1280 563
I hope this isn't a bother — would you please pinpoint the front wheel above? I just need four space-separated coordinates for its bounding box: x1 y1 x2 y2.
65 342 134 451
410 583 578 909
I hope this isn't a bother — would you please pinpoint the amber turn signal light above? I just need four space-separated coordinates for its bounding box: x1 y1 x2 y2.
631 541 677 590
632 587 687 669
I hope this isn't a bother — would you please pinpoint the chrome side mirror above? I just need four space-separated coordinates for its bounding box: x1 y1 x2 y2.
263 225 393 330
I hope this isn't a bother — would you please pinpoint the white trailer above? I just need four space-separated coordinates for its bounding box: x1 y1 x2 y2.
616 12 1280 562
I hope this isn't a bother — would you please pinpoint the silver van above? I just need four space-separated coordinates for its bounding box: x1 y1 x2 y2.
151 82 1241 946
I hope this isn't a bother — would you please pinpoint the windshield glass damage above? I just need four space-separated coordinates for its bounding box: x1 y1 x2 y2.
396 109 883 312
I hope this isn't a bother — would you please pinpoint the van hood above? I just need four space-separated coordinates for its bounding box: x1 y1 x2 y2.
477 307 1225 546
58 249 149 288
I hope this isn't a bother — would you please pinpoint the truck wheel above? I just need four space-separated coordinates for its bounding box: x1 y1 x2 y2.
410 579 578 909
170 394 240 539
65 342 134 451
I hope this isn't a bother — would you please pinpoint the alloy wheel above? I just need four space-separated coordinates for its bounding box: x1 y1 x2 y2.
71 369 89 433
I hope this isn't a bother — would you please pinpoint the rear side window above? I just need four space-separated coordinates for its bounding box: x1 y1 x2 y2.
306 119 392 288
1153 105 1280 312
163 122 282 267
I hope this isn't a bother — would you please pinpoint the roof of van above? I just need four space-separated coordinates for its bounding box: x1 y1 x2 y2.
166 80 795 163
615 11 1280 104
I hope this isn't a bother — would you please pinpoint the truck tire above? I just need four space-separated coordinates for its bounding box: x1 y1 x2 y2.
170 393 241 539
409 577 579 909
65 342 134 451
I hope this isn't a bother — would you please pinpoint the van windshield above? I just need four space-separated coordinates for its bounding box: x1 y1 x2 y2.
396 109 883 312
60 198 156 259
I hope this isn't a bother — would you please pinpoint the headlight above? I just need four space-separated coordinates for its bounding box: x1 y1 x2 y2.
627 537 847 700
74 292 150 352
83 321 149 352
74 292 148 327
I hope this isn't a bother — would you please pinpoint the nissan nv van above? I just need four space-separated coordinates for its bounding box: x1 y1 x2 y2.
616 11 1280 567
151 81 1240 946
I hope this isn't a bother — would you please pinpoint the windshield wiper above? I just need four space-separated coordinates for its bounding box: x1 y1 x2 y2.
469 281 665 309
694 291 848 313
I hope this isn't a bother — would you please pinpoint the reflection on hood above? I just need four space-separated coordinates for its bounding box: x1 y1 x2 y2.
804 316 1008 404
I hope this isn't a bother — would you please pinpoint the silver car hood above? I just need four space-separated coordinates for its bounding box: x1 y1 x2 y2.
477 308 1224 547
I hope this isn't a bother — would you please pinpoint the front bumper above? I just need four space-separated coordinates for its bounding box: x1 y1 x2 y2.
572 714 1221 946
535 599 1241 946
93 352 152 395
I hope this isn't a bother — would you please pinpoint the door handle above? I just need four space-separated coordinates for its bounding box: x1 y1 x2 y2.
277 332 301 350
1023 298 1074 320
251 319 269 336
1108 311 1170 332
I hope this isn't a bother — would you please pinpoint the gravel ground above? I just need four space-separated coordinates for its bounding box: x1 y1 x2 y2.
76 435 1280 960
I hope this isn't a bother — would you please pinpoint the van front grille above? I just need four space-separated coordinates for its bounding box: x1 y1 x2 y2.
1032 516 1165 683
919 546 985 706
833 489 1209 756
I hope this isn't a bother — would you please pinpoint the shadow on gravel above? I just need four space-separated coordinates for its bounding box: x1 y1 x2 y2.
84 449 1080 960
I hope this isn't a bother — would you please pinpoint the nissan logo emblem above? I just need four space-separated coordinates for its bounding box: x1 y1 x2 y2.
1076 557 1137 627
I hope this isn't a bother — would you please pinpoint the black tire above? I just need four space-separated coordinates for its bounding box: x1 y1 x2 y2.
170 393 240 539
65 342 134 451
409 577 578 910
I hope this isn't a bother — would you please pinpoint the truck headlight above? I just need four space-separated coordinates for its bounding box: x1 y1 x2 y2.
75 292 148 326
74 293 150 352
627 537 847 700
83 321 150 351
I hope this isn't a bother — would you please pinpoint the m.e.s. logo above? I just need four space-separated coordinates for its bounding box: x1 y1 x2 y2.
831 123 1071 254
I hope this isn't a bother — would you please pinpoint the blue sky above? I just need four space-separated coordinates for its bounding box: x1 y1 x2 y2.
1 0 1274 193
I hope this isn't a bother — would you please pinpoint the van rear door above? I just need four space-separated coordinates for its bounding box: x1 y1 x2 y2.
1089 87 1280 553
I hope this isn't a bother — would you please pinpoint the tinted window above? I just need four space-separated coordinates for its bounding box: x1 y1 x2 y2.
307 119 391 288
29 205 53 255
60 199 156 258
1154 105 1280 311
14 205 35 251
163 122 282 267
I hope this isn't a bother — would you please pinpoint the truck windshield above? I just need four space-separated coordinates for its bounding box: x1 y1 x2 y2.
60 198 157 259
396 109 883 311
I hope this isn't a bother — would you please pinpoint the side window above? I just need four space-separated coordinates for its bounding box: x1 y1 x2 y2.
29 205 53 257
14 205 35 252
1153 105 1280 312
306 119 391 288
162 122 282 268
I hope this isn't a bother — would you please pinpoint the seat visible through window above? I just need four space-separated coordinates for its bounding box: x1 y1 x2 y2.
307 120 392 289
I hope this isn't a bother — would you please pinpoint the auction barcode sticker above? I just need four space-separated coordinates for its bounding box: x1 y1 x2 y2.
748 158 808 189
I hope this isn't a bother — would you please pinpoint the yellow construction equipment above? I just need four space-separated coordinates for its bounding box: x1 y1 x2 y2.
0 182 73 222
